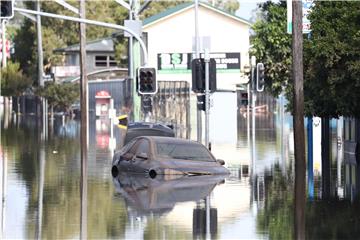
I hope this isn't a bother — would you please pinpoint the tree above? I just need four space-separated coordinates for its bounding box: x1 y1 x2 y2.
250 1 292 99
13 1 129 80
1 61 33 113
37 82 79 115
304 1 360 118
251 1 360 118
208 0 240 14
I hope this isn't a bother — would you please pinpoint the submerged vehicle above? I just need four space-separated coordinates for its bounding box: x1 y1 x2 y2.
123 122 175 145
112 136 229 178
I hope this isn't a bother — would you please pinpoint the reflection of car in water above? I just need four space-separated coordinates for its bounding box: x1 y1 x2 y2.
112 136 230 178
113 172 226 216
123 122 175 145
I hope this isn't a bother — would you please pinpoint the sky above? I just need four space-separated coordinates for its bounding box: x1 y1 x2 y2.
236 1 263 21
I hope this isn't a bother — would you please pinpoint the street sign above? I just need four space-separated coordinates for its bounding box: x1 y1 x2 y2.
158 52 240 74
287 0 314 34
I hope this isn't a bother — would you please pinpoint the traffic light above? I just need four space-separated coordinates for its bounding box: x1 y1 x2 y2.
137 67 157 95
1 0 14 19
256 63 265 92
191 58 216 93
240 92 248 106
197 94 205 111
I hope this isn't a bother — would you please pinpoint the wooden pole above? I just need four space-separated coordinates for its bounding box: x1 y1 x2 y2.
292 1 306 239
79 0 87 239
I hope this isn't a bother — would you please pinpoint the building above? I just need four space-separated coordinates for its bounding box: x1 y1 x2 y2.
50 2 251 121
53 37 117 80
143 2 252 90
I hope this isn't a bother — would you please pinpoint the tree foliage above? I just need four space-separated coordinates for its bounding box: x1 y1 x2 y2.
37 82 79 114
208 0 240 14
0 61 33 97
304 1 360 118
251 1 360 118
13 1 128 79
250 1 292 98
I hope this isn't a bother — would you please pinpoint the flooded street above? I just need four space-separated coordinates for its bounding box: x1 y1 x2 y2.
1 91 359 239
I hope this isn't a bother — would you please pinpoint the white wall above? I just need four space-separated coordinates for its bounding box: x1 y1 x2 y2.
143 5 250 90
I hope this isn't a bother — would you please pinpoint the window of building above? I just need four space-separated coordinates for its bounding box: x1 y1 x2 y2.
95 56 107 67
109 56 117 67
95 55 117 67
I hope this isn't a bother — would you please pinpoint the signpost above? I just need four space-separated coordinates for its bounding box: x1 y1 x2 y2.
287 0 313 34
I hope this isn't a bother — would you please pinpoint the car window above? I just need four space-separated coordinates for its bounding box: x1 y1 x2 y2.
136 139 150 155
156 142 214 161
120 139 137 154
123 140 138 159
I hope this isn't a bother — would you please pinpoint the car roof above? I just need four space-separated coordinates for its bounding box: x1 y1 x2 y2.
127 122 174 133
140 136 202 145
123 122 175 145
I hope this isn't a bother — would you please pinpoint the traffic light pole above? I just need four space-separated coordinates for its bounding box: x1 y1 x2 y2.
204 49 210 149
13 7 149 64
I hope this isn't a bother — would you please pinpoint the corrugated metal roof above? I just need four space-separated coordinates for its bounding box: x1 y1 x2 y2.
54 37 115 53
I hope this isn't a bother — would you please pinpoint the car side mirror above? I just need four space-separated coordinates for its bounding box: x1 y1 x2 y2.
217 159 225 165
136 152 148 160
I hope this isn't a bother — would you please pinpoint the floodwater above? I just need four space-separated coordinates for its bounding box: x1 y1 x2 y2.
1 91 360 239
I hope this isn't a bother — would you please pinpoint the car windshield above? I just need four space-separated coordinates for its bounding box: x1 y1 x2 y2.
156 142 214 161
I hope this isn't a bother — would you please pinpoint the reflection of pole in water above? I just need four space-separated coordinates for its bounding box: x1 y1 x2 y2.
36 147 45 239
193 199 217 238
280 93 286 173
1 151 7 238
247 84 250 151
307 117 314 199
250 56 256 178
205 196 210 240
336 117 343 196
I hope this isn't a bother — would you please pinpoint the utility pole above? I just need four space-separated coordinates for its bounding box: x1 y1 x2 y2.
36 0 43 87
36 0 48 139
292 1 305 239
79 0 87 239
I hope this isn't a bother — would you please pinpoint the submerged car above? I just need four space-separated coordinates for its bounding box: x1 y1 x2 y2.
112 136 229 178
123 122 175 145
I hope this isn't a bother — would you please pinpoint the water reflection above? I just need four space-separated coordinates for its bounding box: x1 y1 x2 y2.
113 173 224 239
2 86 360 239
113 173 224 215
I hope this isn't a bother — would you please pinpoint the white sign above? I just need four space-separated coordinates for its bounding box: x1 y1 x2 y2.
52 65 80 77
287 0 314 34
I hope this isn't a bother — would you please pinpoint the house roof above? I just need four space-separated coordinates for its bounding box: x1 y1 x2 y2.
143 2 252 28
54 37 115 53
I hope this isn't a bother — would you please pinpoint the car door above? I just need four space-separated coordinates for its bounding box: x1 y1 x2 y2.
130 139 151 173
119 140 139 172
